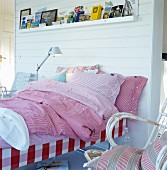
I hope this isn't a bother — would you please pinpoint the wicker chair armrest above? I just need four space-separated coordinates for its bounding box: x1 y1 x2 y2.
156 145 167 170
106 112 161 147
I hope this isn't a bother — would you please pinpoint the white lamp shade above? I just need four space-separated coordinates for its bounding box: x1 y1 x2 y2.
49 47 62 56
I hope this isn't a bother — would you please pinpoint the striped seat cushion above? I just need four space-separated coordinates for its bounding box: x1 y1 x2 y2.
56 64 99 81
85 146 143 170
141 131 167 170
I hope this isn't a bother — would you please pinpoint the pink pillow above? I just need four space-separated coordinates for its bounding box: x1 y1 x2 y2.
68 70 125 104
115 76 148 114
56 64 99 81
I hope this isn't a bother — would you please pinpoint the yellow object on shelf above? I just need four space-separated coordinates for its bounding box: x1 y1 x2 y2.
90 5 103 20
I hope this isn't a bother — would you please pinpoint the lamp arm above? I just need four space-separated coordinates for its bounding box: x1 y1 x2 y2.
36 47 52 71
36 54 50 72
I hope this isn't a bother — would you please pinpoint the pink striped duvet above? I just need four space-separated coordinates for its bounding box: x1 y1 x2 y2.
0 79 118 147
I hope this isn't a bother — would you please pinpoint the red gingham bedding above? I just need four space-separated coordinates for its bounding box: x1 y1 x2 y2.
0 119 126 170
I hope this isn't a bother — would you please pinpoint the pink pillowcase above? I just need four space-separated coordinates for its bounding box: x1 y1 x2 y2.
56 64 99 81
97 70 147 115
115 76 147 114
68 70 125 104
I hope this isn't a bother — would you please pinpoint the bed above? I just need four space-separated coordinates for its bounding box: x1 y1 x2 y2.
0 68 147 169
0 122 125 169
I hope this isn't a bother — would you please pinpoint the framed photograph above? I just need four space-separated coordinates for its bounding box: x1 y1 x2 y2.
40 9 57 26
20 8 31 29
31 12 42 28
35 12 42 22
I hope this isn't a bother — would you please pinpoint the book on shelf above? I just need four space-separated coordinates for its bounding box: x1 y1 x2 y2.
36 159 68 170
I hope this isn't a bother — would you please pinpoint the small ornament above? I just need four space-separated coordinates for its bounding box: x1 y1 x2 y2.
109 8 115 18
103 12 110 19
90 5 103 20
73 6 84 22
79 14 90 22
122 0 133 17
67 11 75 23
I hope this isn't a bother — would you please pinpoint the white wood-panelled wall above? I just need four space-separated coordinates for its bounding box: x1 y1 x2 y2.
15 0 164 148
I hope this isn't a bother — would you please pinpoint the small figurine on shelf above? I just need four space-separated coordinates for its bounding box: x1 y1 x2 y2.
64 15 69 23
79 14 90 22
67 11 75 23
109 8 115 18
73 6 84 22
79 6 91 22
60 17 64 24
26 15 33 28
103 12 110 19
122 0 133 17
56 17 64 24
74 6 83 13
27 19 31 28
103 1 113 19
58 10 68 24
90 5 103 20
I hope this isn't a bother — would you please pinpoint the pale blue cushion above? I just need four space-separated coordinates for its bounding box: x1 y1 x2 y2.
51 71 66 82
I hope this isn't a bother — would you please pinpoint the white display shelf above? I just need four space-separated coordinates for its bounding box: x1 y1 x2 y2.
20 16 135 33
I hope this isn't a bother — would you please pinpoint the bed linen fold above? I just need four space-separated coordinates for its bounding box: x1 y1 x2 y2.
0 107 29 150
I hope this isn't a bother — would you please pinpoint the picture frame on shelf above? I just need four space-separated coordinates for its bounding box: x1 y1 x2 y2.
20 16 28 29
20 8 31 29
40 9 58 26
31 12 42 28
109 5 124 18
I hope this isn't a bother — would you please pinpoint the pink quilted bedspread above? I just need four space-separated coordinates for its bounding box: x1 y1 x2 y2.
0 79 118 143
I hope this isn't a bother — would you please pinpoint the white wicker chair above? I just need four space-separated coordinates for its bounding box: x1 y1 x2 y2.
106 99 167 170
84 99 167 169
0 72 33 99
